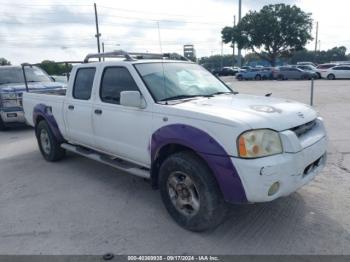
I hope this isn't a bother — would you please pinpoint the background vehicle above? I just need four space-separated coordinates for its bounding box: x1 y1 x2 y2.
51 75 68 83
316 63 337 69
217 67 240 76
240 66 252 71
236 68 272 80
297 62 317 67
294 65 320 79
273 66 317 80
23 51 327 232
0 65 66 130
320 65 350 80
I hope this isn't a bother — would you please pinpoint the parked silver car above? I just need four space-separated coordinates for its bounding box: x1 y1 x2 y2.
294 65 320 79
272 66 318 80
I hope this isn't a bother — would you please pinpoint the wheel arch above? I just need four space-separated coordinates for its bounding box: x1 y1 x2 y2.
33 104 65 143
150 124 247 203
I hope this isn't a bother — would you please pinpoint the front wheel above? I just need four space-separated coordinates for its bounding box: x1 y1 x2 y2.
36 120 65 162
255 74 262 80
237 75 243 81
159 151 228 232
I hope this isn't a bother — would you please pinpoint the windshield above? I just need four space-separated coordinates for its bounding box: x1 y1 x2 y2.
0 66 52 85
135 62 232 102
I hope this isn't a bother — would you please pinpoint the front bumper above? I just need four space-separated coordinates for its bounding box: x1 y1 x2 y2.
0 108 26 124
232 136 327 203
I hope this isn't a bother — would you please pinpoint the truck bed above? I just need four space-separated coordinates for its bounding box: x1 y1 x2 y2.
23 92 66 128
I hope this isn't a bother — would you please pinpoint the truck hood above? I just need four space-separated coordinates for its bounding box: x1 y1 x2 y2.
172 94 317 131
0 82 66 93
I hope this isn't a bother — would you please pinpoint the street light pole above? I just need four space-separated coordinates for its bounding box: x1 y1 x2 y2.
237 0 242 67
233 15 236 67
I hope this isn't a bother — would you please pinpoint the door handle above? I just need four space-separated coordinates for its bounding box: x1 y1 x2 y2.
68 105 74 110
94 109 103 115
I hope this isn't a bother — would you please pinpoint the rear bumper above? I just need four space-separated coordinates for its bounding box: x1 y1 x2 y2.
0 108 26 124
232 136 327 203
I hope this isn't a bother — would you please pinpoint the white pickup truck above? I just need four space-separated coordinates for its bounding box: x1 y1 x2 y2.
23 51 327 231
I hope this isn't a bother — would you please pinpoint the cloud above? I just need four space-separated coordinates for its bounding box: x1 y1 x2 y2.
1 0 349 64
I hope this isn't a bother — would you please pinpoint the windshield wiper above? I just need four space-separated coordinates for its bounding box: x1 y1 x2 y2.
208 91 234 96
159 94 204 102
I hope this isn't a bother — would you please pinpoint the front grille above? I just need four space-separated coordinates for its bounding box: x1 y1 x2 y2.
291 119 316 137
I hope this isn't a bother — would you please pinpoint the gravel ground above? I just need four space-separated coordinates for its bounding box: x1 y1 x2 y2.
0 79 349 255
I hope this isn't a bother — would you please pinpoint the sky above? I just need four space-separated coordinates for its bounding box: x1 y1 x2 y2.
1 0 349 64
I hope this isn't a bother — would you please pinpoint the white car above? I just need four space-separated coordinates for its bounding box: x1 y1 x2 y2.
320 65 350 80
23 51 327 232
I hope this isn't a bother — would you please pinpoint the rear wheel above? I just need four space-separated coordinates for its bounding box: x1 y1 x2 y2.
36 120 65 162
255 74 262 80
0 116 6 131
302 74 311 80
237 75 243 81
159 151 228 232
327 74 335 80
278 74 284 81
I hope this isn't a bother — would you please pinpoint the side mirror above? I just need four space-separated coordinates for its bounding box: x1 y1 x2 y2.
120 91 146 109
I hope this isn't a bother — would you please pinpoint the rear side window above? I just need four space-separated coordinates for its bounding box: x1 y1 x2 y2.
100 67 139 104
73 68 96 100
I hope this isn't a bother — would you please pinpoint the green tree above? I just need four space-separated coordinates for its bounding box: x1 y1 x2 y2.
0 58 11 66
39 60 72 75
199 55 240 70
222 4 313 66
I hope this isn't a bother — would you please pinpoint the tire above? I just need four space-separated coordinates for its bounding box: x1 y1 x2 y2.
302 74 311 80
159 151 228 232
327 74 335 80
0 116 6 131
237 75 243 81
35 120 65 162
255 74 262 80
316 72 321 79
277 75 284 81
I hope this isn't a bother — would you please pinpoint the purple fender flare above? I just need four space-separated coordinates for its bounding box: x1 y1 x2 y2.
151 124 247 204
33 104 64 143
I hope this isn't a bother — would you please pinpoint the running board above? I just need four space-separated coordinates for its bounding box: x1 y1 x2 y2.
61 143 150 179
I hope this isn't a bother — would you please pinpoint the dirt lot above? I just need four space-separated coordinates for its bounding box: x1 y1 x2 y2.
0 79 349 255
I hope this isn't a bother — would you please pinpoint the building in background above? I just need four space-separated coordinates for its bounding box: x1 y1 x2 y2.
183 44 196 62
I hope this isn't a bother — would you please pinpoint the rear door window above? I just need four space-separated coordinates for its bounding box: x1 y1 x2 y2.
73 68 96 100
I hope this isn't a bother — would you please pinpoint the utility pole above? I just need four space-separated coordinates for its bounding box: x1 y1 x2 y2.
314 21 319 53
233 15 236 67
318 40 321 51
94 3 101 61
237 0 242 67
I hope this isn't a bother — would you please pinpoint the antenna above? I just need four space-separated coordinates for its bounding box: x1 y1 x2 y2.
157 21 163 54
157 21 167 103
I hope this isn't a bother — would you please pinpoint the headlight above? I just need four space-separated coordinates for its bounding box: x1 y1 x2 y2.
237 129 282 158
2 99 18 108
1 93 16 99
